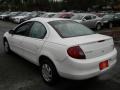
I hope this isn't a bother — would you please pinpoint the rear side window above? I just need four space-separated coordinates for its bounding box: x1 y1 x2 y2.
49 20 94 38
29 22 47 39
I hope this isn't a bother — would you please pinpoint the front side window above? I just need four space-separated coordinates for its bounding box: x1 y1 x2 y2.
84 15 92 20
29 22 47 39
14 22 33 36
49 20 94 38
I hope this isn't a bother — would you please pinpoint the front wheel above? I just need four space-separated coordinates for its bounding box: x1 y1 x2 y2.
96 23 102 30
3 40 11 54
40 59 59 85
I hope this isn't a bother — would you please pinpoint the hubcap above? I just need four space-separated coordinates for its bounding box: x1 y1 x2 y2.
4 42 9 52
42 64 52 82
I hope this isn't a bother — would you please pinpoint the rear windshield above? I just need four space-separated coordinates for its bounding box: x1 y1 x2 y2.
49 20 95 38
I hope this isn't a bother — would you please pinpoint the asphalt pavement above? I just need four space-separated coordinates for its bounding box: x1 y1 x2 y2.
0 21 120 90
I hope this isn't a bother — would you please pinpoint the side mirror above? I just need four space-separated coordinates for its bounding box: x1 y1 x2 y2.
9 30 14 34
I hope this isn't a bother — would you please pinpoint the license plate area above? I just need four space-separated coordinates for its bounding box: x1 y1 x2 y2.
99 60 109 70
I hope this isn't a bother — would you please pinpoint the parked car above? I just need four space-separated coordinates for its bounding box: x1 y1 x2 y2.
0 11 10 20
4 12 21 21
3 18 117 85
95 12 108 17
71 13 103 30
11 12 32 23
102 13 120 28
9 12 21 21
36 11 46 17
21 11 38 21
40 12 56 18
52 12 74 19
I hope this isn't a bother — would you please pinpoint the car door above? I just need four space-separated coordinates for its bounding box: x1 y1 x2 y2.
8 22 33 57
81 15 92 28
21 21 47 65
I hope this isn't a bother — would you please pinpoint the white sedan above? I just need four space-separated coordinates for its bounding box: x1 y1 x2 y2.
3 18 117 85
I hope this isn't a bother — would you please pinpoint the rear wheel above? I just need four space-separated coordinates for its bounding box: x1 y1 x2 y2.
40 59 59 85
3 40 11 54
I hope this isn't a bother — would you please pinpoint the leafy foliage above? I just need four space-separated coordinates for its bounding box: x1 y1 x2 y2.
0 0 119 11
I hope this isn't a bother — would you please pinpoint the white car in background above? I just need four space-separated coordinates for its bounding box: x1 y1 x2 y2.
3 18 117 85
71 13 103 30
0 11 10 20
11 12 32 23
40 12 56 18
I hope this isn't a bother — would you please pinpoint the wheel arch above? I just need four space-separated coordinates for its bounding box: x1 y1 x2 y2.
39 55 57 69
39 55 60 75
39 55 52 64
96 21 102 26
3 37 7 45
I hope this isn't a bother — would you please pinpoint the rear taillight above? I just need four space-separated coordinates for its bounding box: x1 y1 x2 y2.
67 46 86 59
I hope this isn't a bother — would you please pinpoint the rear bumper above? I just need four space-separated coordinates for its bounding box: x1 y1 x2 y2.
57 48 117 80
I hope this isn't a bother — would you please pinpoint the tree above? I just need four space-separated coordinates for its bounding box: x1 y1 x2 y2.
0 0 119 11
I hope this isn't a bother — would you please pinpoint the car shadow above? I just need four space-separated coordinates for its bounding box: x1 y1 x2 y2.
52 76 110 90
1 51 119 90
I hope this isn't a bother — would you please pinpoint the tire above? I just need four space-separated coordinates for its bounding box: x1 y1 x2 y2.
96 23 102 30
108 22 113 29
40 59 59 85
3 40 11 54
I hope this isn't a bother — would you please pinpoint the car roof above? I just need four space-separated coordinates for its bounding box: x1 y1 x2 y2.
30 17 68 23
46 12 56 14
75 13 96 16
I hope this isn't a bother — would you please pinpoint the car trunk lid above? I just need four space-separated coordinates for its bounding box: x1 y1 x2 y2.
63 34 114 59
80 38 114 59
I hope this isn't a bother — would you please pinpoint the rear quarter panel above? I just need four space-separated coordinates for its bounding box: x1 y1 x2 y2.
38 41 67 71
